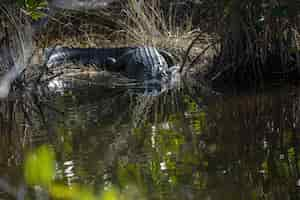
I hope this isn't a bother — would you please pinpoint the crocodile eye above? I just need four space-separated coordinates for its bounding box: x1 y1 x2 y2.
105 57 116 66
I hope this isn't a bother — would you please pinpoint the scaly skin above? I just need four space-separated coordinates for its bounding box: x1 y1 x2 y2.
45 46 176 81
45 46 135 68
108 47 169 81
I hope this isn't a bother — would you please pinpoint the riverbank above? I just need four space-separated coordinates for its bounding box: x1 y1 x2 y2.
32 1 213 74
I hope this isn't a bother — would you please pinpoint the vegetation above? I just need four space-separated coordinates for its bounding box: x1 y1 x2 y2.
197 0 300 86
16 0 47 20
0 82 300 199
2 1 300 199
2 1 300 89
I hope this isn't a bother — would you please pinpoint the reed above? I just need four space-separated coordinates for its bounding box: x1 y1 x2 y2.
121 0 204 59
35 1 209 72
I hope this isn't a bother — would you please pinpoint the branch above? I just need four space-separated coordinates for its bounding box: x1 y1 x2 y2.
183 40 219 75
179 31 204 73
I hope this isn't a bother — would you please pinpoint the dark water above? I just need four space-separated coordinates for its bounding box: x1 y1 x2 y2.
1 75 300 200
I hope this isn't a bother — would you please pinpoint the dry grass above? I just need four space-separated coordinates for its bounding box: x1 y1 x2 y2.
120 0 212 62
35 10 120 48
34 0 213 69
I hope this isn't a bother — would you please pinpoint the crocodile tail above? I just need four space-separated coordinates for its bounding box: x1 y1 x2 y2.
44 46 134 67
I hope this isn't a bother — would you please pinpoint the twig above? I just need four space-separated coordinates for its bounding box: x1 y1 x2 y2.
183 40 219 75
211 63 235 81
40 72 64 84
179 31 203 73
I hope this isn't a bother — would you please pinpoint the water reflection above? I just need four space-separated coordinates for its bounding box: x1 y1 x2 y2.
1 78 300 199
0 89 58 199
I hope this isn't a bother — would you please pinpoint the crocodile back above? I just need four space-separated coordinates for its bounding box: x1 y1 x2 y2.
123 47 169 81
45 46 135 67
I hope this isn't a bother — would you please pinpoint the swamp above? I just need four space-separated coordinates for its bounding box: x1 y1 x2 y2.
1 0 300 199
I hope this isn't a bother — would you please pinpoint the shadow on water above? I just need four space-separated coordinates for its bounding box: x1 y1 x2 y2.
1 75 300 199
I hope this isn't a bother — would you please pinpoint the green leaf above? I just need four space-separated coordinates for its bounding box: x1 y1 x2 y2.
24 145 55 187
100 186 119 200
17 0 48 20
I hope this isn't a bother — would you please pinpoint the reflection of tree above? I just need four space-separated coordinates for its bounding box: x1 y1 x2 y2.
131 95 155 128
3 77 300 200
90 85 300 200
50 83 189 186
41 82 214 199
200 87 300 200
0 89 59 200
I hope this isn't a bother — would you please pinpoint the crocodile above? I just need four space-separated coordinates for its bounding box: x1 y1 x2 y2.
45 46 179 84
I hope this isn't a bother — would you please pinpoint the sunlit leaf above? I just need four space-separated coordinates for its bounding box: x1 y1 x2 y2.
77 187 95 200
24 145 55 187
16 0 48 20
49 184 76 199
100 186 119 200
50 184 96 200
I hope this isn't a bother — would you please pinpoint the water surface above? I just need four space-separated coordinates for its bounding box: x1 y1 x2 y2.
0 76 300 200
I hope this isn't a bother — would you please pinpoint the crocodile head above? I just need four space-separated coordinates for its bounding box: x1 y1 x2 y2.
167 65 181 84
129 65 181 96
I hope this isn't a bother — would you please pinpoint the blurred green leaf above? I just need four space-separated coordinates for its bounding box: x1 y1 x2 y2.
24 145 55 187
50 184 95 200
100 186 119 200
50 184 76 199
